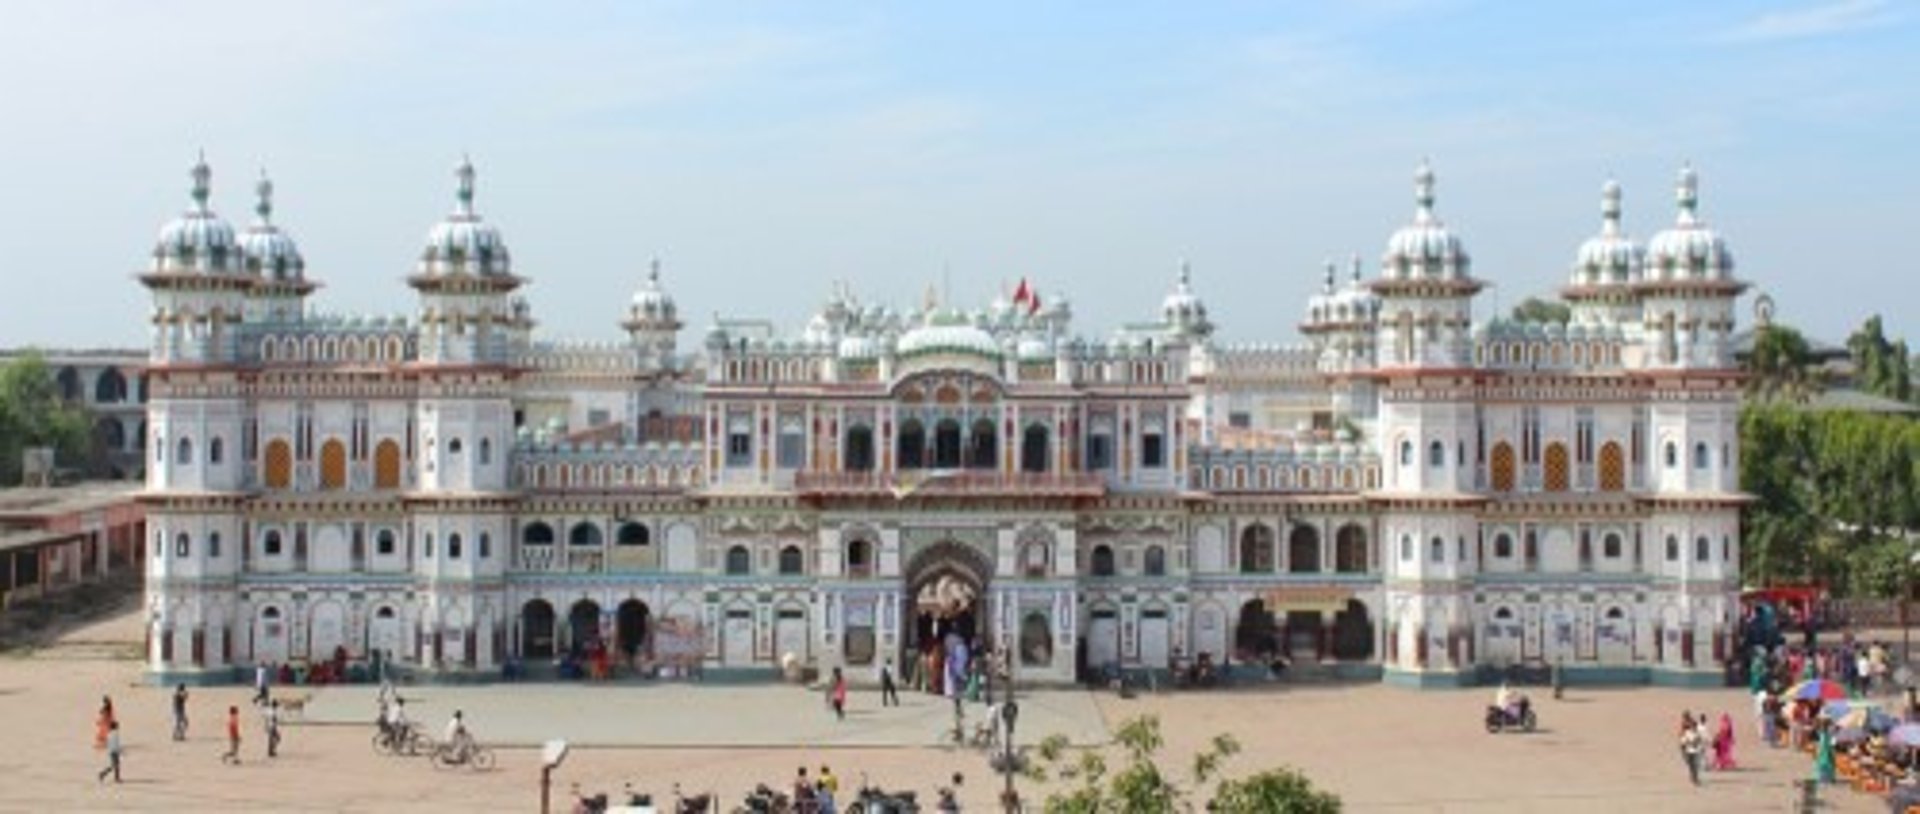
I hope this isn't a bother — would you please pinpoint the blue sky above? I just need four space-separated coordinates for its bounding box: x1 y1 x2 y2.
0 0 1914 348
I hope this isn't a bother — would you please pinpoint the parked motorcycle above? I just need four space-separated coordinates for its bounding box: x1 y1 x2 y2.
737 783 790 814
673 783 714 814
1484 700 1538 734
847 774 920 814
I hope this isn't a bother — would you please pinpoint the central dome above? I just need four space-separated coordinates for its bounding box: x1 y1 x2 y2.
417 157 512 278
896 308 1002 359
151 156 240 275
1381 161 1471 281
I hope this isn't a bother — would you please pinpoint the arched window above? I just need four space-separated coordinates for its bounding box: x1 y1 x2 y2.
479 533 492 559
319 439 347 490
1544 442 1569 492
176 436 193 465
1598 442 1625 491
448 533 463 560
1427 440 1445 468
1603 533 1623 559
1090 544 1116 577
479 437 492 465
448 437 463 456
1144 545 1167 576
376 529 396 556
374 440 402 489
778 545 804 575
424 532 435 558
846 539 874 578
1665 535 1679 561
1493 533 1513 559
1692 442 1709 470
263 529 283 556
1021 425 1050 473
725 545 751 575
934 419 963 469
209 437 224 465
845 425 875 472
897 420 926 470
1695 536 1710 562
1429 536 1444 563
1239 525 1275 573
968 418 997 470
174 532 190 558
1399 535 1412 562
207 532 221 558
1490 442 1516 492
569 522 603 547
616 522 649 546
1664 442 1678 469
523 522 555 546
1288 526 1320 574
1334 525 1369 573
1399 440 1413 467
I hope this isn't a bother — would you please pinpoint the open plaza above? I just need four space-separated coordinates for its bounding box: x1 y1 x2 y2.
0 608 1889 813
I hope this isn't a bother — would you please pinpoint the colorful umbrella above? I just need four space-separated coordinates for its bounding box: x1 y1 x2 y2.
1834 726 1870 745
1888 723 1920 748
1789 679 1849 702
1835 707 1897 732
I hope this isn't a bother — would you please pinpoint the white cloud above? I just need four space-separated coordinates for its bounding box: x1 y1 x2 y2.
1719 0 1896 43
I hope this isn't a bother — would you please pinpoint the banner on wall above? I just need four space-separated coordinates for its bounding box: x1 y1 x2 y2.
1262 586 1353 614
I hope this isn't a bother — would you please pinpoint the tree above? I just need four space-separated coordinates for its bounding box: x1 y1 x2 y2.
1027 715 1341 813
1510 297 1571 325
1848 315 1913 402
0 351 92 485
1744 324 1822 404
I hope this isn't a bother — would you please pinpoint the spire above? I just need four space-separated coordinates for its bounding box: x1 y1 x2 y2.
189 151 211 212
454 154 476 215
1349 253 1364 285
1414 158 1436 224
1178 257 1192 289
1601 178 1622 236
253 169 275 224
1675 162 1698 226
648 255 662 285
1321 259 1336 294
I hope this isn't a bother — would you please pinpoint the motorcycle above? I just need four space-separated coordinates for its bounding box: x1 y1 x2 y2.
1484 700 1538 734
738 783 791 814
673 783 714 814
847 775 920 814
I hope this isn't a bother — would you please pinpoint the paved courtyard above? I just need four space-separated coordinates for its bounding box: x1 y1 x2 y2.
0 610 1890 812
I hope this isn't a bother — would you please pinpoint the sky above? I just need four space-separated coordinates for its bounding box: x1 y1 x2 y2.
0 0 1915 350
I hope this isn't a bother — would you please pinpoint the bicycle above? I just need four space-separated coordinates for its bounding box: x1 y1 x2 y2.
371 723 432 757
430 737 496 771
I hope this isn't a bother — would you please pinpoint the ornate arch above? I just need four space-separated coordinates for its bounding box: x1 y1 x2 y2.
904 538 994 592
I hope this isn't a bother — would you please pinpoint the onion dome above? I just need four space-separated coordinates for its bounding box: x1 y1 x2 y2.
1162 260 1214 337
628 258 678 324
1332 255 1380 321
1381 160 1471 281
417 157 511 277
1571 179 1644 287
896 308 1002 358
1645 165 1734 282
237 170 306 280
1016 335 1054 362
150 154 240 274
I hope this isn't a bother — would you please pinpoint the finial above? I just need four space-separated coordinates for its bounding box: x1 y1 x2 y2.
1676 162 1698 223
1601 177 1622 234
648 256 661 284
254 169 274 222
1322 259 1336 293
1349 253 1364 284
1178 258 1191 288
190 151 211 210
455 154 476 213
1414 158 1436 220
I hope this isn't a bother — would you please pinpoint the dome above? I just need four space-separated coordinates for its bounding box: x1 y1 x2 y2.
1161 260 1210 327
1333 255 1381 319
236 171 305 280
1016 335 1053 361
837 334 884 360
896 308 1002 359
628 259 678 324
1645 165 1734 282
417 157 512 277
1571 180 1644 287
150 155 241 274
1382 161 1471 281
1304 260 1339 326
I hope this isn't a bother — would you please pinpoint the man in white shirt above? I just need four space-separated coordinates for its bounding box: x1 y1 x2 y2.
444 710 472 756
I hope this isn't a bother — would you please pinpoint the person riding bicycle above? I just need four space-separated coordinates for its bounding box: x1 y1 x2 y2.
383 698 410 746
444 710 473 758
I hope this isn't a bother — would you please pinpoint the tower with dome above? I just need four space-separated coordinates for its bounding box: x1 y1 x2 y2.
136 155 1747 690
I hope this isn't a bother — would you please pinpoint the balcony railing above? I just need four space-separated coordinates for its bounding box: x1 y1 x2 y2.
793 470 1105 498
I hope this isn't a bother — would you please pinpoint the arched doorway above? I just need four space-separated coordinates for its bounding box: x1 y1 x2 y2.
1235 599 1276 661
933 419 963 469
568 599 602 657
616 599 650 658
1021 424 1049 473
521 600 556 660
903 540 993 695
1332 600 1374 660
1288 526 1321 573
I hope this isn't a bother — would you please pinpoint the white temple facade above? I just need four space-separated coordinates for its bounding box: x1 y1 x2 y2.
138 157 1747 688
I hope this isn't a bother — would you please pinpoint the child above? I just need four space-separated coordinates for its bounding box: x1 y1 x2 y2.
222 705 242 765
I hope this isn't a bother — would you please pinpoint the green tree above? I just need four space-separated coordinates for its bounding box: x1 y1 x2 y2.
0 351 93 485
1848 315 1913 402
1744 324 1821 404
1510 297 1571 325
1027 715 1340 813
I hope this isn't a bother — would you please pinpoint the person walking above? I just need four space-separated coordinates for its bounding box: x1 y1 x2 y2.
1815 721 1837 784
879 658 900 707
1712 712 1737 771
829 667 848 721
222 705 242 765
253 663 270 707
171 684 190 741
94 696 115 750
1679 717 1705 786
265 699 282 758
96 721 123 784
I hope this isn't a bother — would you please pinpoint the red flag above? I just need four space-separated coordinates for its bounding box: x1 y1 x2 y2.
1027 289 1042 316
1011 278 1032 308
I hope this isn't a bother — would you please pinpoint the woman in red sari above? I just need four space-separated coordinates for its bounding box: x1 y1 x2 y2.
1711 712 1737 770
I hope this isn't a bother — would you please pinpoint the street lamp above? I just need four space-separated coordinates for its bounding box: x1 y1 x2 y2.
540 739 569 814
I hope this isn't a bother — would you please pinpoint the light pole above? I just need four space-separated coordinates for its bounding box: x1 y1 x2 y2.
539 739 569 814
995 655 1021 813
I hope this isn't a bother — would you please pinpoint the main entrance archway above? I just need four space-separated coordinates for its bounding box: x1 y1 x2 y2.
903 540 994 695
616 599 650 658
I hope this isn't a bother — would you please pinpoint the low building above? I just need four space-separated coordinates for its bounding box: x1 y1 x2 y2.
0 483 145 609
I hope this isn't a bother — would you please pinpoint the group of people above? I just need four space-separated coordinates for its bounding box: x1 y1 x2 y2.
785 765 963 814
1746 637 1895 699
92 680 277 786
1675 711 1739 786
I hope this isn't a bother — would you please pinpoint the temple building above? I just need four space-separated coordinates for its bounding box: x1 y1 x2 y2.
137 156 1747 687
